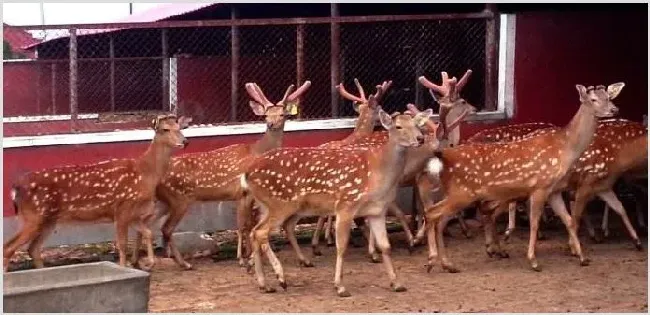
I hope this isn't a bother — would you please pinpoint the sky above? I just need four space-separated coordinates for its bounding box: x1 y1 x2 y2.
2 3 165 26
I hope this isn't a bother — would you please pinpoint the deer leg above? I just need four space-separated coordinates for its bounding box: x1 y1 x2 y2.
27 222 56 269
482 212 507 258
574 199 598 242
4 218 44 271
456 211 473 239
282 215 314 267
526 190 549 272
601 204 611 239
333 211 354 297
504 201 517 242
249 206 276 293
236 195 255 268
387 202 415 251
366 214 406 293
597 190 643 250
311 216 326 256
424 197 468 273
115 220 130 268
160 200 193 270
366 221 381 263
324 216 335 247
569 188 593 252
547 192 589 266
130 232 143 268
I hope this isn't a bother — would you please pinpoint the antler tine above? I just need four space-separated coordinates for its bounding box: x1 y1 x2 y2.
352 78 367 101
286 81 312 102
253 83 274 108
280 84 296 104
418 75 445 95
456 69 473 91
245 83 267 105
372 80 393 102
337 83 365 103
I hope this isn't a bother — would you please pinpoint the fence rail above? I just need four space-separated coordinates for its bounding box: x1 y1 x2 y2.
3 10 499 136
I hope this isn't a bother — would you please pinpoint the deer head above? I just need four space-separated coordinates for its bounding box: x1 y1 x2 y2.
377 97 432 148
419 70 477 142
576 83 623 118
245 81 312 130
151 114 192 148
338 79 393 134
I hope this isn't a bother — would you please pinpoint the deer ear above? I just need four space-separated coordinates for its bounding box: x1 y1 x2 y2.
352 101 361 113
378 109 393 130
575 84 588 102
151 118 159 130
249 101 266 116
607 82 625 100
284 101 299 116
178 116 193 129
413 108 434 127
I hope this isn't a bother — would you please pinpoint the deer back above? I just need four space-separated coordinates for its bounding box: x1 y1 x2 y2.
465 122 557 144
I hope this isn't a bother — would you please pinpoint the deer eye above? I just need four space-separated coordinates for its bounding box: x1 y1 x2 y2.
396 125 403 130
591 99 598 103
162 128 171 133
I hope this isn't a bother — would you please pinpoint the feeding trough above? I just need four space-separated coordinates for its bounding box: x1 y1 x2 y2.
3 261 150 313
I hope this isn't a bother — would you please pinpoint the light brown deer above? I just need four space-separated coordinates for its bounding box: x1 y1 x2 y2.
420 83 623 272
241 101 434 296
154 81 310 270
4 114 192 272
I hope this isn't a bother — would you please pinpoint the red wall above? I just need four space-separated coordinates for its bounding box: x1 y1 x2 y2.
4 10 647 216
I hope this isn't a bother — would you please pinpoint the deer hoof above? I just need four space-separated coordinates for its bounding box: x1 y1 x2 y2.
497 251 510 259
592 229 605 243
442 264 460 273
279 281 288 291
391 283 407 292
580 258 591 266
425 263 434 273
260 286 276 294
327 241 335 247
634 241 644 251
182 262 193 271
536 233 547 241
370 254 381 264
463 231 474 239
407 244 415 255
336 287 351 298
312 246 323 256
530 260 542 272
300 260 314 268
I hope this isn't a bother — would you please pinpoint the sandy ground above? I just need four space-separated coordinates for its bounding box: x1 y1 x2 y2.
147 225 648 313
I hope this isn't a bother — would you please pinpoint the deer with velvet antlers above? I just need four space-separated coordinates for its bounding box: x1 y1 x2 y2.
4 115 192 272
154 81 310 270
420 82 624 273
241 99 433 296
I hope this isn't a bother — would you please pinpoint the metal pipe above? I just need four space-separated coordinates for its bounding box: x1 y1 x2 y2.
51 63 56 115
109 35 115 111
230 7 240 122
484 4 498 111
296 23 305 119
161 29 169 111
330 3 340 117
68 28 78 131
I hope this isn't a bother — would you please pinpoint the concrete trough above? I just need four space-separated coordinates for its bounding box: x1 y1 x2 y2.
3 261 150 313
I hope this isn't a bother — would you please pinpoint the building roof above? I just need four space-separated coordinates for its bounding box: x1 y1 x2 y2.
4 23 41 57
23 3 218 50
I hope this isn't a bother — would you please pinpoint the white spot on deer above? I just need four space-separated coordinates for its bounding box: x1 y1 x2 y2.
550 158 558 166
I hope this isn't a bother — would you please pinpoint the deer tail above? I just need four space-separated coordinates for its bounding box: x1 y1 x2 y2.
425 151 445 178
239 173 249 192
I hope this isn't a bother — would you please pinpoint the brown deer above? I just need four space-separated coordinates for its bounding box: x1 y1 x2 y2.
4 114 192 272
154 81 311 270
420 82 623 272
241 101 434 296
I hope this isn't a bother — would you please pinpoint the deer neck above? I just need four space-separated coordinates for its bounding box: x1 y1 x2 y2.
138 139 175 182
444 106 464 146
561 103 599 167
374 137 408 186
252 127 284 155
353 109 376 136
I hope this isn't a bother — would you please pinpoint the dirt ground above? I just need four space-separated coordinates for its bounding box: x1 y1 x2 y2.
148 224 648 313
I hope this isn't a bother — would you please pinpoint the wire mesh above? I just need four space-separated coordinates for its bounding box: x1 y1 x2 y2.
3 17 492 136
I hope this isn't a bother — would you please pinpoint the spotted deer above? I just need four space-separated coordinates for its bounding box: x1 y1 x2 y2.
421 83 623 273
154 81 310 270
241 102 433 296
309 79 395 256
4 115 192 272
464 122 558 241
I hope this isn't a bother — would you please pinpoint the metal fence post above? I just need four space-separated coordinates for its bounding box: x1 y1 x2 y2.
161 28 170 111
484 4 498 111
51 63 57 115
296 23 305 119
231 7 240 122
330 3 340 117
109 35 116 111
69 28 78 131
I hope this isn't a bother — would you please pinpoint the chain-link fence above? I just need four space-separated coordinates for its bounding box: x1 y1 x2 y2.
3 12 498 136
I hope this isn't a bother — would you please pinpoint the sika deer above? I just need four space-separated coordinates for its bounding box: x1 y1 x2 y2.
4 115 192 272
241 101 433 296
421 83 623 272
155 81 311 270
310 79 393 255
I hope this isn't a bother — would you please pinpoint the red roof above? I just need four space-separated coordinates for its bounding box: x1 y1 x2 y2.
3 23 40 57
23 3 218 50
